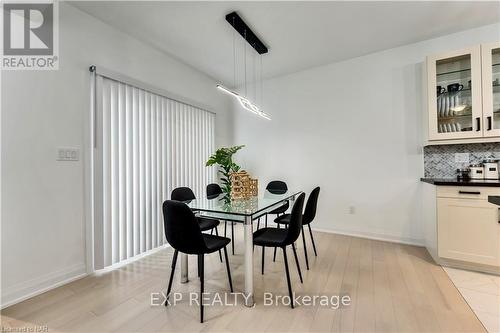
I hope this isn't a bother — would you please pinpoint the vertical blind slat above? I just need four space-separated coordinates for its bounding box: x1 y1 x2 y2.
118 82 126 261
95 76 215 268
102 79 112 267
139 89 146 254
110 82 119 265
133 87 140 257
125 85 133 258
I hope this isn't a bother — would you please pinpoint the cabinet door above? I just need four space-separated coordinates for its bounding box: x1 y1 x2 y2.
437 198 500 266
427 46 483 141
482 42 500 137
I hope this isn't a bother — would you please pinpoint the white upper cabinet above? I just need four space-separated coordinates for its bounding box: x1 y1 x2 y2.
482 42 500 137
427 46 483 141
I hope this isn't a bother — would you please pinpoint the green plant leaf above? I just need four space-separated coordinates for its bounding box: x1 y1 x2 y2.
205 145 245 196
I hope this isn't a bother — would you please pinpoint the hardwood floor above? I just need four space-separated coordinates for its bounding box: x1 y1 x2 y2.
1 229 486 332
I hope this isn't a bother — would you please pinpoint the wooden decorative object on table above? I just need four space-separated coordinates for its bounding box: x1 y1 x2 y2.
230 170 258 200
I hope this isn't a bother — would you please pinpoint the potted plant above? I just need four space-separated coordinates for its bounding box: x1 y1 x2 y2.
206 145 244 202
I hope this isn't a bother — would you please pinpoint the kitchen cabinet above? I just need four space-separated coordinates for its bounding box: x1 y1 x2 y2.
482 42 500 137
426 43 500 143
436 187 500 267
427 46 483 141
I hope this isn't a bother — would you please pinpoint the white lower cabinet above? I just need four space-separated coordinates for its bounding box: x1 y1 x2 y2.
438 198 500 266
436 187 500 268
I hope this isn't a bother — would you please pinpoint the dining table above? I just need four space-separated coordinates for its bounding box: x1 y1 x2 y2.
183 189 302 307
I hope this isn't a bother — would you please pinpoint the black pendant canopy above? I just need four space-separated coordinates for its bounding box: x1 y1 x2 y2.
225 11 268 55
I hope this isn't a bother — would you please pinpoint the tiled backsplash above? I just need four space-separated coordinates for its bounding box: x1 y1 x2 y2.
424 143 500 178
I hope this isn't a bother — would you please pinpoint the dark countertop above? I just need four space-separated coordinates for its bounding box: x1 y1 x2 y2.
488 196 500 205
421 178 500 187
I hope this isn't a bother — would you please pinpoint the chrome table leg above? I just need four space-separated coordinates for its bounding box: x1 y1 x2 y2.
243 215 254 307
180 253 188 283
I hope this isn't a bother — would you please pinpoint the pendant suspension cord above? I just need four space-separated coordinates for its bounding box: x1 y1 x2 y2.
253 44 256 102
244 30 247 97
260 55 263 107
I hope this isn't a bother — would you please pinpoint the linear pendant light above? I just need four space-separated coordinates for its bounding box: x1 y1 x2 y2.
217 84 271 120
218 11 270 120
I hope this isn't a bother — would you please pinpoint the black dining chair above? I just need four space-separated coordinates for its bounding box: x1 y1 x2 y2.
162 200 233 323
206 184 235 255
255 181 289 261
171 187 222 262
253 193 305 308
275 187 320 270
262 181 289 227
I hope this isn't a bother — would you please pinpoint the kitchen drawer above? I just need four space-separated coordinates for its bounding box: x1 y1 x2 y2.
437 186 500 200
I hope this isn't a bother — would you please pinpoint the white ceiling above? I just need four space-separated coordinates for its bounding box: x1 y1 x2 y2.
72 1 500 85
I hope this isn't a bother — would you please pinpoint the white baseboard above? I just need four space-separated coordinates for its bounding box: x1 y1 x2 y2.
312 227 425 247
220 223 424 246
1 263 87 309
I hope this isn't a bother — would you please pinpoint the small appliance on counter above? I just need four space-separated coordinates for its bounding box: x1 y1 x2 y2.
456 168 470 180
483 158 499 179
469 164 484 179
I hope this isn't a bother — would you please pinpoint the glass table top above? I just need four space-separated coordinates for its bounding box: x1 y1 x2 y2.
186 190 302 221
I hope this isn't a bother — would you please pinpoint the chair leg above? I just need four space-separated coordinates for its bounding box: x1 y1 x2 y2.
214 227 223 262
261 246 265 275
199 254 204 323
291 243 303 283
301 227 309 270
198 254 201 277
223 246 233 292
165 250 178 306
231 222 235 255
273 220 279 262
308 224 317 256
282 247 294 309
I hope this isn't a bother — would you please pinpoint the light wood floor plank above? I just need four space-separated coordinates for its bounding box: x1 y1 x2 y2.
371 240 398 333
383 241 421 332
332 236 361 332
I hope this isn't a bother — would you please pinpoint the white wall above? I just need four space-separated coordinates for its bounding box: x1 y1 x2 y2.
1 3 233 307
233 23 500 245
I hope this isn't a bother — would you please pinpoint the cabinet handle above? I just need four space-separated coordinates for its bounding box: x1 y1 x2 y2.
476 118 481 131
459 191 481 195
488 116 492 131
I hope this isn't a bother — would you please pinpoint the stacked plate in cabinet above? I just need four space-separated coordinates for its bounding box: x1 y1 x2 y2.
437 92 465 118
439 123 462 133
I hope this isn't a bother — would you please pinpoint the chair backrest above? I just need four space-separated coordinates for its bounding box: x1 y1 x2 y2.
162 200 207 254
283 193 306 245
206 183 223 199
171 187 196 201
266 180 288 194
303 187 320 225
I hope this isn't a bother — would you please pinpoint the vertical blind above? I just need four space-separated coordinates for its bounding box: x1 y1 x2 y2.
93 74 215 269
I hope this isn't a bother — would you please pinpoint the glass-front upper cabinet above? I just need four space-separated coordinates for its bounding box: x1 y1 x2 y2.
427 46 483 141
482 42 500 137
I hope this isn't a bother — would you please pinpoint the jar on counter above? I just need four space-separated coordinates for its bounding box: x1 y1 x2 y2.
469 164 484 179
483 158 499 180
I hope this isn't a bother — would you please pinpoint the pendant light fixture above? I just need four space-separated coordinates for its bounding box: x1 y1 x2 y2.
218 12 270 120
